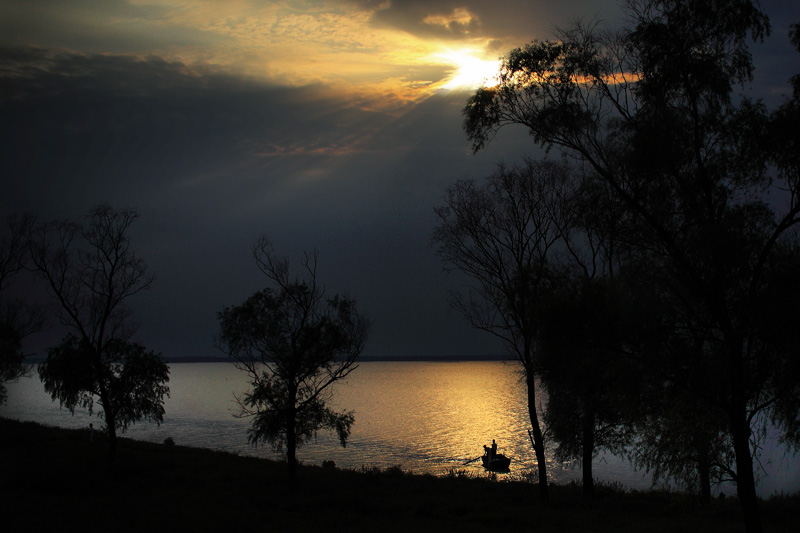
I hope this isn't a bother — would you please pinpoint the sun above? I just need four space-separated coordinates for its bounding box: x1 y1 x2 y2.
437 48 501 91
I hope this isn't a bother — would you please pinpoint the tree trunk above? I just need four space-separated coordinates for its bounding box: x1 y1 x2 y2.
99 392 117 462
526 371 549 503
725 336 762 533
286 410 298 488
582 412 595 501
698 444 711 506
731 409 761 533
106 425 117 462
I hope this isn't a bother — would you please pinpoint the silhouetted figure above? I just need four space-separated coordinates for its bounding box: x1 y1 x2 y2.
491 439 497 458
88 423 94 442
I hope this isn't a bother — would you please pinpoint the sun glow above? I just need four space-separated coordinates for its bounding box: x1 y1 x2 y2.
437 48 501 91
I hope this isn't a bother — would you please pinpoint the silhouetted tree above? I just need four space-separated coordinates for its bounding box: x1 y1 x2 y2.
39 335 169 434
626 282 735 504
633 371 734 504
463 2 800 529
433 159 574 502
29 204 168 461
0 214 44 404
217 237 369 485
539 274 640 501
535 173 642 501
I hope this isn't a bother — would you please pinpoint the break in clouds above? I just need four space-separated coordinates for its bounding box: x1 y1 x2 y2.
0 44 525 359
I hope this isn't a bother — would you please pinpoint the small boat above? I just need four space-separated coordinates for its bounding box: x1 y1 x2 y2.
481 451 511 471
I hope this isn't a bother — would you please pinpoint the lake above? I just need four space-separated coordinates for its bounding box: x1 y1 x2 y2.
2 361 798 495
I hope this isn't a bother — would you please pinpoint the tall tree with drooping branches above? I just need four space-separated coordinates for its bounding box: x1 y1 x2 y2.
463 2 800 530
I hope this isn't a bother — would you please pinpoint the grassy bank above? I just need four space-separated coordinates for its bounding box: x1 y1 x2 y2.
1 418 797 532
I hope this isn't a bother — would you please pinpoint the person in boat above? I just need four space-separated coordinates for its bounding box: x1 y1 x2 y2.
483 440 498 461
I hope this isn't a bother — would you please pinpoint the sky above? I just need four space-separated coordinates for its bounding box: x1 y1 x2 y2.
1 0 798 359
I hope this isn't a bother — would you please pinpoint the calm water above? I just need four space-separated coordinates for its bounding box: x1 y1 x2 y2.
2 361 798 494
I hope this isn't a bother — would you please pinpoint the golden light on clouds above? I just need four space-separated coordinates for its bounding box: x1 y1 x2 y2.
422 7 477 30
126 0 502 103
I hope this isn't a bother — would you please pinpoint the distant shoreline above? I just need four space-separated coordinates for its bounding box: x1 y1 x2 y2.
23 353 515 364
162 354 514 363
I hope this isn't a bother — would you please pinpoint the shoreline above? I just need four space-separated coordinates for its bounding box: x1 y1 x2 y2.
2 417 798 532
23 354 516 364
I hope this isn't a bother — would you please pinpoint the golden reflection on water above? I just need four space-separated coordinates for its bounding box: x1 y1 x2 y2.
0 361 651 486
7 362 798 491
320 361 543 476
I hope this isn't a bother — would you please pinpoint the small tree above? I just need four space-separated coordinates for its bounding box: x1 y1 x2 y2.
632 375 734 503
217 237 369 484
29 204 168 460
538 275 640 500
533 170 649 501
39 335 169 433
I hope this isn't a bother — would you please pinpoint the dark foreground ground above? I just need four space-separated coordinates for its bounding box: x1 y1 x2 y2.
1 418 798 532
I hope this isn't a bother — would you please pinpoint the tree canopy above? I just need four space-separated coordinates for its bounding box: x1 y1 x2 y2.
39 335 169 431
462 1 800 530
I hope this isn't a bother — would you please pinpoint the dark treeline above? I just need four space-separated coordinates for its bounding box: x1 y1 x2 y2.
433 1 800 532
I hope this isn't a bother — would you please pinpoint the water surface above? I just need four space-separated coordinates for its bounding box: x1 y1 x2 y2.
3 361 797 494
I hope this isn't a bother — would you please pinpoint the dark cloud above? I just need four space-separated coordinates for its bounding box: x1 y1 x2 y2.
368 1 484 40
1 48 397 213
0 0 219 54
1 47 522 359
355 0 623 43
